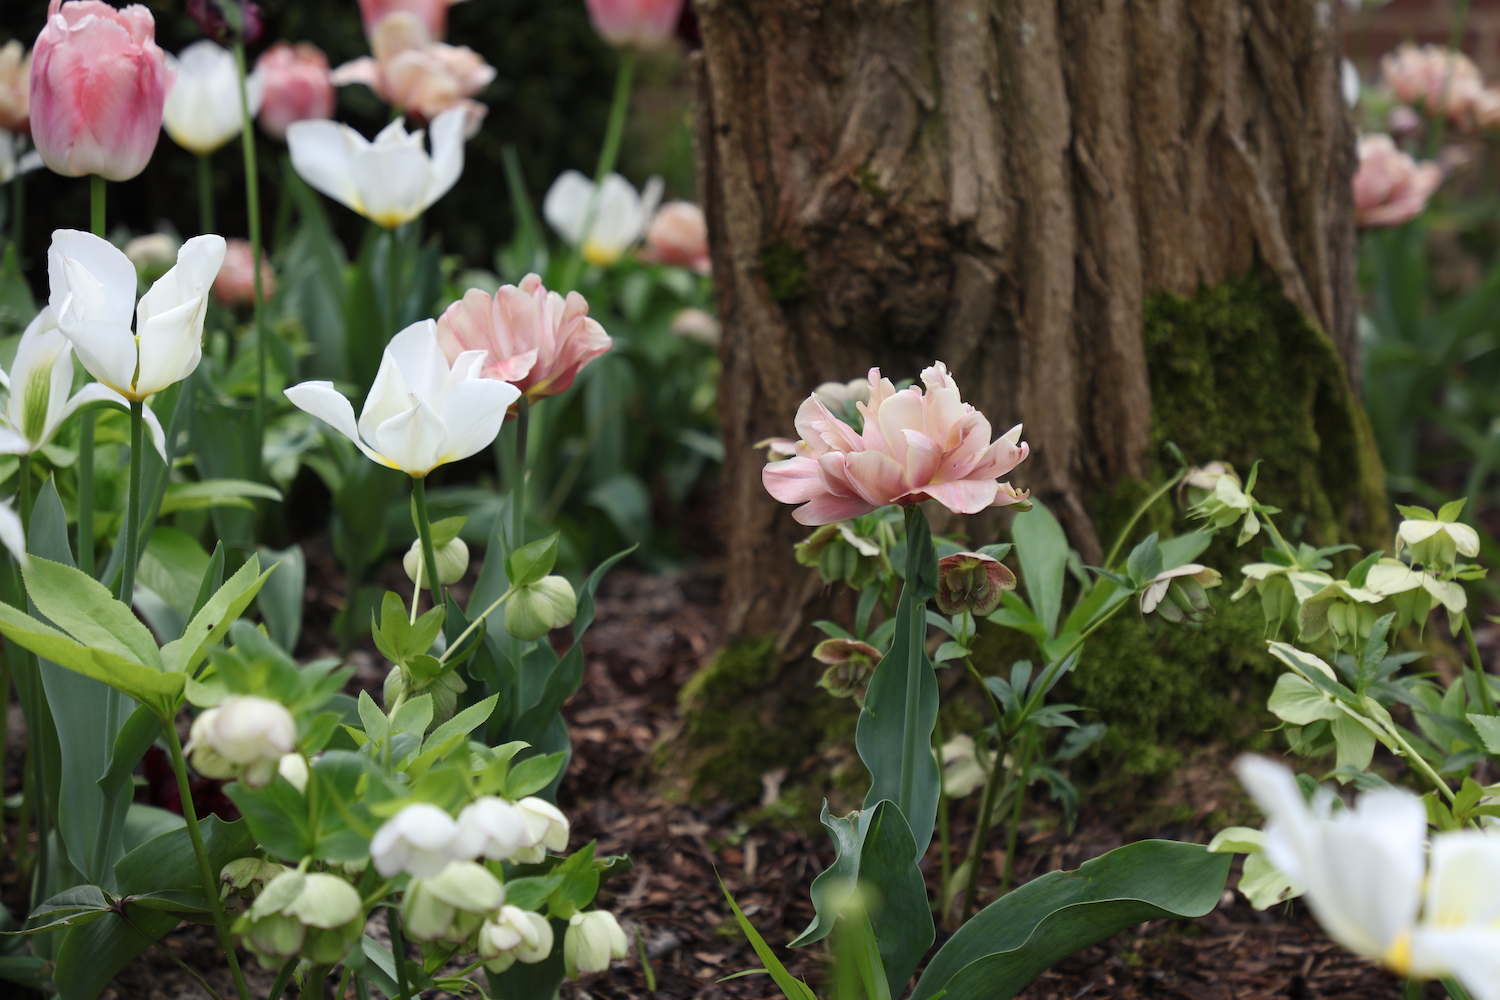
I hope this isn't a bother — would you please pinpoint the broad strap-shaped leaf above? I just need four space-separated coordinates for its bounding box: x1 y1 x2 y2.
24 557 162 669
160 555 273 677
913 840 1230 1000
1012 500 1069 639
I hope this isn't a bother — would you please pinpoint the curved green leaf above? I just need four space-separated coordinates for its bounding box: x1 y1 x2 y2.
24 557 161 668
160 555 272 677
0 600 182 710
913 840 1230 1000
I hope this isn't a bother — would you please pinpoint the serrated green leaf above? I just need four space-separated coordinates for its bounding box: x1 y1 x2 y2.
24 557 162 669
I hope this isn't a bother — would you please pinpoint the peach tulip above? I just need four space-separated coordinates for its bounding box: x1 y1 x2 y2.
641 201 710 275
213 239 275 307
29 0 169 181
585 0 686 50
763 363 1030 525
1353 134 1443 228
0 41 30 134
435 274 612 403
1381 44 1484 126
332 12 493 130
255 43 335 143
358 0 472 41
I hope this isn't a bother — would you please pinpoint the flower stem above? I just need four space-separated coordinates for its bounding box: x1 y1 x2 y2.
388 906 412 1000
90 174 105 236
234 41 268 482
896 504 927 823
411 475 443 612
560 47 635 293
79 177 105 577
197 154 215 234
1101 469 1185 571
998 732 1034 895
511 397 529 552
11 168 24 259
440 584 515 664
162 715 251 1000
1461 614 1497 717
17 453 31 530
267 956 298 1000
118 401 144 606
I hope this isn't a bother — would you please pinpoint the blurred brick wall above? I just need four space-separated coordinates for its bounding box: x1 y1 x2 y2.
1349 0 1500 76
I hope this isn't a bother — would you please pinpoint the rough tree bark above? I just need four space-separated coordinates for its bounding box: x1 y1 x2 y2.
676 0 1383 797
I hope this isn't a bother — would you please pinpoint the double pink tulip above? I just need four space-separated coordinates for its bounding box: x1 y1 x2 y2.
1353 134 1443 228
30 0 169 182
0 42 30 134
585 0 686 49
436 274 612 404
359 0 471 41
255 42 335 142
642 201 711 275
763 363 1030 526
333 12 494 129
1381 43 1488 128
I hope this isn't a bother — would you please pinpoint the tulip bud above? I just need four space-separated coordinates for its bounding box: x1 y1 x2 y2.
451 797 529 862
255 43 335 142
812 638 882 704
935 551 1017 616
641 201 710 274
220 857 290 902
185 696 297 788
403 535 470 587
585 0 687 50
506 576 578 641
564 910 628 978
512 797 569 864
123 233 180 276
370 803 460 878
670 308 720 347
0 41 32 135
236 871 362 969
403 861 505 944
479 906 554 973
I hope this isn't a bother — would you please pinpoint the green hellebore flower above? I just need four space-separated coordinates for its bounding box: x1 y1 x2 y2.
1396 518 1479 573
403 535 471 588
564 910 628 978
1140 564 1222 632
812 638 882 703
404 860 506 945
236 871 362 969
505 575 578 641
935 551 1017 616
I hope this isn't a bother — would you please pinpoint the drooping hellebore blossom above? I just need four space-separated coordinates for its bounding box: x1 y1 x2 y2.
479 906 554 973
403 860 505 944
0 307 166 458
935 551 1017 616
370 802 460 878
513 796 570 864
285 319 518 478
358 0 473 41
286 107 469 228
1139 563 1222 631
585 0 687 50
762 362 1030 526
564 910 629 977
812 637 882 703
544 170 663 267
1354 134 1443 228
1394 507 1480 570
236 870 363 970
0 41 31 134
185 695 298 788
1236 756 1500 998
212 238 276 307
254 42 335 142
29 0 170 181
48 229 227 402
402 534 469 587
331 12 494 130
450 796 529 862
435 274 612 403
161 40 264 156
641 201 710 275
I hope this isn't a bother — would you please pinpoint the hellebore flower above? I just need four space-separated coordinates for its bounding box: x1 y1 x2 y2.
1139 564 1222 631
47 229 227 402
0 41 32 134
186 695 298 788
277 752 309 793
564 910 628 977
358 0 473 41
403 534 469 587
813 637 882 703
544 170 663 267
1394 506 1480 570
332 12 494 129
286 107 469 228
1381 44 1484 125
0 307 166 458
436 274 612 403
370 802 460 878
762 362 1030 526
480 906 554 973
285 319 518 478
513 796 570 864
936 551 1017 616
505 575 578 641
403 860 505 944
1187 470 1260 545
212 239 275 307
254 42 335 142
940 734 989 799
236 870 363 969
1354 134 1442 228
585 0 687 50
30 0 170 181
641 201 710 274
450 796 529 862
162 40 264 155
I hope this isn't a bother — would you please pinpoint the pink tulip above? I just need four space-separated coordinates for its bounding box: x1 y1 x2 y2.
0 42 30 134
213 239 275 307
585 0 687 49
332 12 494 130
436 275 612 404
358 0 472 41
1353 134 1443 228
1381 43 1484 126
641 201 710 275
762 363 1030 526
29 0 169 181
255 43 335 142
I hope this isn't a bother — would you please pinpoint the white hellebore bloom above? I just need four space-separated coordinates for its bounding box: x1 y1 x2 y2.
0 129 42 185
186 696 297 788
163 41 265 155
1237 756 1500 998
0 307 166 458
451 796 530 862
564 910 628 977
512 796 570 864
286 107 469 228
285 319 518 478
1396 517 1480 568
370 802 460 878
48 229 226 402
543 170 663 267
479 905 554 972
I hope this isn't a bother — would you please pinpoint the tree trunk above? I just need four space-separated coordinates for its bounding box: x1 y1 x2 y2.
677 0 1384 798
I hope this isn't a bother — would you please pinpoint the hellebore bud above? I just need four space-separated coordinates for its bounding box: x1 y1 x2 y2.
404 860 505 944
812 638 882 704
277 753 309 793
1140 564 1222 632
512 796 570 863
505 576 578 641
480 905 555 972
403 535 470 587
236 871 362 969
564 910 629 977
935 551 1017 616
186 696 297 788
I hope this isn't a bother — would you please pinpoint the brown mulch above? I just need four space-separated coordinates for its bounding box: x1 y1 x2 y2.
11 566 1426 998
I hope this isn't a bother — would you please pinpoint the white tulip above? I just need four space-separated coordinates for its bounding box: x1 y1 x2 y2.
0 501 25 568
512 796 570 863
451 796 530 862
564 910 627 977
163 41 265 156
1237 756 1500 998
543 170 663 266
286 107 469 228
0 307 166 459
285 319 518 478
47 229 226 402
0 128 41 184
479 905 553 972
370 803 460 878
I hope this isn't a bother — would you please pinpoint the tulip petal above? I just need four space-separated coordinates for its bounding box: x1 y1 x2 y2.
421 106 469 216
287 119 366 217
350 140 430 227
543 170 595 247
48 229 136 327
793 493 878 526
373 395 448 477
0 428 32 456
923 478 1000 515
762 457 828 505
1409 928 1500 1000
58 318 137 397
286 381 392 468
384 320 449 403
437 378 518 465
0 502 25 567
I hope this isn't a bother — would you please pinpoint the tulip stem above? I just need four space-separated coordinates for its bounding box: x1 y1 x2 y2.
78 177 106 578
162 714 251 1000
411 476 444 612
118 401 144 606
197 155 215 234
16 454 31 530
1461 615 1497 717
234 40 267 481
896 504 926 827
388 906 412 1000
512 397 529 552
90 174 105 237
560 47 635 293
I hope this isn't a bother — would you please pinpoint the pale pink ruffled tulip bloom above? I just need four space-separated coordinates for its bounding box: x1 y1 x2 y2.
585 0 686 49
29 0 169 181
0 41 30 134
358 0 471 41
763 363 1030 525
436 274 612 404
255 42 335 142
642 201 711 275
332 12 494 131
1353 134 1443 228
1380 43 1484 126
213 239 276 307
